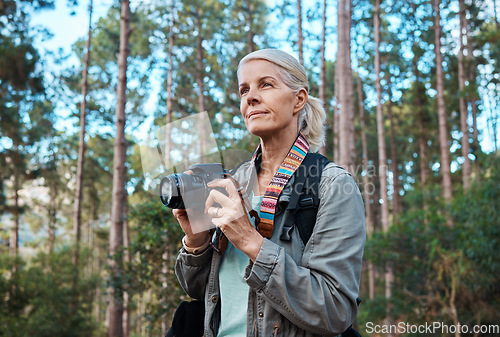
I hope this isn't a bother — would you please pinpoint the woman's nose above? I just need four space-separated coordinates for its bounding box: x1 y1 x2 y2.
246 87 260 105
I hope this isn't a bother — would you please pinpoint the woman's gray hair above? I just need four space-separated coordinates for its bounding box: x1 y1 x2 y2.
238 49 326 152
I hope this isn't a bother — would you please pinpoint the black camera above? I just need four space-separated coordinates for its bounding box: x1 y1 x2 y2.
159 163 226 209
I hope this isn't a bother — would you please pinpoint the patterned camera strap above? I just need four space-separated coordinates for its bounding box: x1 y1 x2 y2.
252 132 309 238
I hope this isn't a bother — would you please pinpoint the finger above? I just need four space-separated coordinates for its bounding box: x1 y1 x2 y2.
205 188 231 210
172 208 187 219
207 206 223 219
207 178 240 200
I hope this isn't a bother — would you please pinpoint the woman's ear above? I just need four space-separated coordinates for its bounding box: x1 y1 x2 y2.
293 88 308 114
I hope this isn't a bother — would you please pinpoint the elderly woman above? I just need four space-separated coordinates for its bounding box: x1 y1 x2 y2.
173 49 365 337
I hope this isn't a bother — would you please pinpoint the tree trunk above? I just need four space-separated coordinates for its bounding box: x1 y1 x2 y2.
493 0 500 28
386 78 401 221
464 4 480 183
410 2 428 187
297 0 303 65
458 0 471 190
123 202 131 337
319 0 327 156
48 180 57 255
165 0 175 168
107 1 130 336
374 0 393 330
245 0 255 53
337 0 354 172
374 0 389 232
434 0 453 202
73 0 93 315
347 0 355 165
415 71 428 186
357 73 375 299
10 171 20 271
195 11 208 158
334 71 340 163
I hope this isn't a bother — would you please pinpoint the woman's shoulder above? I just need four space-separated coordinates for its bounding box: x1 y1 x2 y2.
321 162 352 180
319 162 360 197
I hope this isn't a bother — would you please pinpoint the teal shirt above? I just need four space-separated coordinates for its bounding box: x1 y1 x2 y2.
217 194 263 337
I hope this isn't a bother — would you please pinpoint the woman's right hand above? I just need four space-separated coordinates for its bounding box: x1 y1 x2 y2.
171 170 211 247
172 208 211 247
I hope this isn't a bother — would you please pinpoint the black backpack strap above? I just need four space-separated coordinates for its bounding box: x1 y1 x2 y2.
280 152 330 244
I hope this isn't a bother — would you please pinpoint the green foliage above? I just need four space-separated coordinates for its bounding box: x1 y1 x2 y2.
360 158 500 335
117 201 185 335
0 248 99 337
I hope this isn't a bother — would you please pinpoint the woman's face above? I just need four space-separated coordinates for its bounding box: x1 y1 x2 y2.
238 60 306 139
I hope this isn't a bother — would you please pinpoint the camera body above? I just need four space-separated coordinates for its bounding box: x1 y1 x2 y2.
160 163 226 209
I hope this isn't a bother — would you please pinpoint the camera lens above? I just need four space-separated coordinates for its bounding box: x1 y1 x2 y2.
160 174 184 209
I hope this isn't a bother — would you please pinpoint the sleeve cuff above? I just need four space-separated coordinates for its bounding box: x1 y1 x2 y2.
244 238 281 290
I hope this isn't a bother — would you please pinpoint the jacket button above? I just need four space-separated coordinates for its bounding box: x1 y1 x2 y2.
258 312 263 317
211 296 218 303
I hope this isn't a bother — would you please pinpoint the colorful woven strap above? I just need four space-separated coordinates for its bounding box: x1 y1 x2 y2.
252 132 310 238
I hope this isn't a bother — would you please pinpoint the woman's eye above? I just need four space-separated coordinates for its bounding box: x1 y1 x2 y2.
240 88 248 96
262 82 272 87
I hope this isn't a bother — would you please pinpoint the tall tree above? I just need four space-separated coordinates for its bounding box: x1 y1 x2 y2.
107 0 130 336
244 0 256 53
458 0 471 189
374 0 393 330
433 0 453 202
319 0 327 155
357 73 375 299
386 76 401 221
297 0 304 65
72 0 93 315
337 0 355 171
164 0 175 168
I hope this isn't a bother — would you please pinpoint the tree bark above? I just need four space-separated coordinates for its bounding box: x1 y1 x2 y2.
434 0 453 202
333 70 340 163
122 202 131 337
165 0 175 168
245 0 255 53
493 0 500 28
386 78 401 221
458 0 471 190
10 171 20 271
337 0 354 172
357 73 375 299
319 0 327 156
374 0 393 330
297 0 303 65
195 10 208 158
374 0 389 232
73 0 93 315
48 179 57 255
347 0 355 164
465 19 479 158
107 1 130 336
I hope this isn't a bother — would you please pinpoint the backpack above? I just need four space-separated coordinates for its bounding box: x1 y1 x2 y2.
281 152 362 337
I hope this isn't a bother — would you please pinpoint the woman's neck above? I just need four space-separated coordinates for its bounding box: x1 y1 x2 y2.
258 131 298 178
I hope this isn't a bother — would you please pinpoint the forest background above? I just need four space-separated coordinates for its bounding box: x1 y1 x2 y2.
1 0 499 336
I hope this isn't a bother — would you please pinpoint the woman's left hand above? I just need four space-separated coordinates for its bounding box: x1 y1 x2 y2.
205 178 263 262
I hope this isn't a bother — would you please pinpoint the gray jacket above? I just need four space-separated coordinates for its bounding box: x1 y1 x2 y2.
175 160 366 337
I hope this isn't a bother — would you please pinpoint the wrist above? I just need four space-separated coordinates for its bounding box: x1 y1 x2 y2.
182 235 210 255
184 233 209 247
247 234 264 263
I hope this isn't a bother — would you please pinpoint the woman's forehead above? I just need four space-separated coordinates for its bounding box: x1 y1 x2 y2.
238 59 282 82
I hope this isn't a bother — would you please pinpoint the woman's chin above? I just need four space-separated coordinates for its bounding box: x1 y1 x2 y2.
247 124 275 138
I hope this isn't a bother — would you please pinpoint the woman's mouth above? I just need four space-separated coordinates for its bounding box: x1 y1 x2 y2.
248 110 267 119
